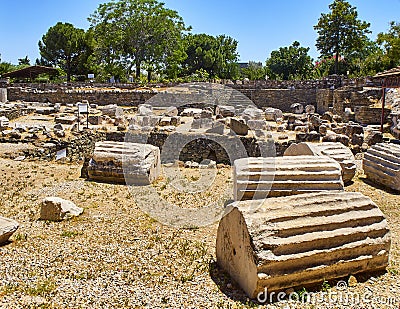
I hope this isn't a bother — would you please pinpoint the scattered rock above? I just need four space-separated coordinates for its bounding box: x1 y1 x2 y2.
348 275 358 287
230 119 248 136
264 107 283 121
40 197 84 221
216 105 235 117
290 103 304 114
364 130 383 146
0 216 19 244
164 106 178 117
305 105 316 114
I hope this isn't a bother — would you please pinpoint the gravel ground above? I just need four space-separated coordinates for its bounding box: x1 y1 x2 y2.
0 158 399 308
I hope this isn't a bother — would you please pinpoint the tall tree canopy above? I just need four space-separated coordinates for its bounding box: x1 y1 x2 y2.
182 33 239 79
241 61 266 80
38 22 90 81
377 21 400 68
265 41 314 80
89 0 189 81
314 0 371 74
18 56 30 66
0 54 15 76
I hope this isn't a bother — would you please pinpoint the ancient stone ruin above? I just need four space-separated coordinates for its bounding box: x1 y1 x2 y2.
0 216 19 244
40 197 84 221
363 142 400 191
216 191 391 298
233 156 344 201
88 141 161 185
284 141 356 183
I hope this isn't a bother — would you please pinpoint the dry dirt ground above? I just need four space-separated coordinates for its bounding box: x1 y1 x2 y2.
0 157 399 308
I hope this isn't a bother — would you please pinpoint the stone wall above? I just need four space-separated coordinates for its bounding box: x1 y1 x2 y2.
8 86 319 112
239 89 317 111
6 80 384 121
21 131 107 161
354 106 391 125
9 76 372 91
316 89 334 114
8 87 155 106
15 131 292 164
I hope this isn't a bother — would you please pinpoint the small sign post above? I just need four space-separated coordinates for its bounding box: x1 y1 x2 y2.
56 148 67 161
77 103 89 130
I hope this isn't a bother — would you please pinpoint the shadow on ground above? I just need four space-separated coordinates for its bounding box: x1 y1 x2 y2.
359 176 400 195
209 260 388 306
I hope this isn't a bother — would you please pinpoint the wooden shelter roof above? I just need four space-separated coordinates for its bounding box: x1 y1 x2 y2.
373 66 400 78
1 65 58 79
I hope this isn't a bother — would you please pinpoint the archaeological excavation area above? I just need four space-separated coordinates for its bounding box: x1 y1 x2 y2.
0 77 400 308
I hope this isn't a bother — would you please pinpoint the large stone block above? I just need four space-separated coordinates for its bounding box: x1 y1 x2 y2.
264 107 282 121
0 216 19 244
191 118 213 130
284 142 356 183
100 104 123 117
233 156 343 201
241 107 265 121
216 105 235 117
216 191 391 298
230 118 248 136
363 143 400 191
88 141 161 185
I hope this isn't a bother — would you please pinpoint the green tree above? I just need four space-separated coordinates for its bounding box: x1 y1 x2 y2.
265 41 314 80
89 0 189 82
18 56 30 66
241 61 266 80
38 22 90 81
314 0 371 74
377 21 400 68
0 56 15 76
182 34 239 79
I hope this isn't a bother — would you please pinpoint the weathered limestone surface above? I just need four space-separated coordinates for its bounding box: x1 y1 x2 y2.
40 197 84 221
284 142 356 183
233 156 343 201
216 191 391 298
0 216 19 244
0 88 7 103
363 143 400 191
88 141 161 184
216 105 235 117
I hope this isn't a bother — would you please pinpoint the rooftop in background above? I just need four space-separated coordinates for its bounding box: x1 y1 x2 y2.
1 66 58 79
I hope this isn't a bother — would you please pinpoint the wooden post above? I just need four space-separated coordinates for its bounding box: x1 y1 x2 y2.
380 79 386 133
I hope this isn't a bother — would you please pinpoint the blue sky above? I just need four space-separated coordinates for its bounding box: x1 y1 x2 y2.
0 0 399 65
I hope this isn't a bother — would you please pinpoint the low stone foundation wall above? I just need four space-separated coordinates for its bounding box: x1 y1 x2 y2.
355 106 391 125
5 131 292 164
